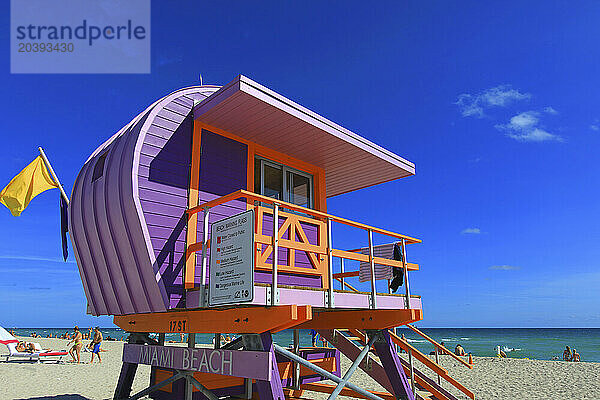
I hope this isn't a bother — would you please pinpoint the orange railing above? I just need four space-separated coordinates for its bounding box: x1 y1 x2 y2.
345 328 474 399
185 189 421 307
405 324 473 369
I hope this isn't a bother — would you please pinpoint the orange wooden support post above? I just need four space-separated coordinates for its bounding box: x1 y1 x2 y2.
468 353 473 365
185 121 203 289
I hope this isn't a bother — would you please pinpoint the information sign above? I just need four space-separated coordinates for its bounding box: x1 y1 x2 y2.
208 210 254 306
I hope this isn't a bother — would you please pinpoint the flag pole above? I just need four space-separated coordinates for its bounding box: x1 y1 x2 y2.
38 147 69 205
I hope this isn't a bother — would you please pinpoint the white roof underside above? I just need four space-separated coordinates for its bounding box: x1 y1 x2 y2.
193 75 415 197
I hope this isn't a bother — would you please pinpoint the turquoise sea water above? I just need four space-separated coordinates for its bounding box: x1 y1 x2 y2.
8 327 599 363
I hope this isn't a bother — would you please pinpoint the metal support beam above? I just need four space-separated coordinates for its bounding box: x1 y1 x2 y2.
367 229 377 309
329 334 378 400
293 329 301 389
186 373 219 400
326 217 334 307
408 348 416 396
273 344 384 400
125 371 186 400
272 204 279 306
201 207 210 305
401 239 411 309
339 258 345 290
185 333 196 400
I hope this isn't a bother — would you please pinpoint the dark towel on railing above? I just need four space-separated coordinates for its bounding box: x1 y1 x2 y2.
358 243 394 282
389 242 404 293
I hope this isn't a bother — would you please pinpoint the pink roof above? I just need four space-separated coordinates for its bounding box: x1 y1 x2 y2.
193 75 415 197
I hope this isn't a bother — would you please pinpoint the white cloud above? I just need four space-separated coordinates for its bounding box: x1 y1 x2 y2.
590 119 599 131
507 111 539 129
496 111 563 142
507 128 562 142
544 106 558 114
489 265 521 271
461 228 481 234
455 85 531 118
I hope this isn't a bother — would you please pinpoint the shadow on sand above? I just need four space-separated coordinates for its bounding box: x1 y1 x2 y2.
15 396 92 400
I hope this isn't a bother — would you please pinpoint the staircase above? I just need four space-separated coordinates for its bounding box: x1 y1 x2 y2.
319 327 475 400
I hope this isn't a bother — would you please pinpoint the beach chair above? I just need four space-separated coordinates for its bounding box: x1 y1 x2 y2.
0 327 67 363
3 342 68 363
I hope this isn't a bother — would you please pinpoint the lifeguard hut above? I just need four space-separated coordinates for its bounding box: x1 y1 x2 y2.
69 76 474 400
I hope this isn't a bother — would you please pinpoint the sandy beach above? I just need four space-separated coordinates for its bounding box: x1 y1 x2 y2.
2 336 599 400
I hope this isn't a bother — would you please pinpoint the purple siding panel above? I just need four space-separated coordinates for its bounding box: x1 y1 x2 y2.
198 130 248 196
137 89 222 308
69 110 166 315
140 108 192 308
69 86 219 316
193 130 248 285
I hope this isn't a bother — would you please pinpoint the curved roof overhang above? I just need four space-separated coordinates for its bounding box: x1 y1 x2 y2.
193 75 415 197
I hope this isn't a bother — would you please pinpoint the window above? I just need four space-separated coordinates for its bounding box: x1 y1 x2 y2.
92 152 108 182
254 157 313 209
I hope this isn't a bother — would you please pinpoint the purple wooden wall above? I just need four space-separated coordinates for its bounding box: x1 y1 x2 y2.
138 93 220 309
194 130 248 285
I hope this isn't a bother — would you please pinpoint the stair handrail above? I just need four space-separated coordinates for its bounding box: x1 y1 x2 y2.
405 324 473 369
387 330 475 400
348 328 474 400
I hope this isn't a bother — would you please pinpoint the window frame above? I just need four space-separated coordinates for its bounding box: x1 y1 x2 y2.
255 155 314 209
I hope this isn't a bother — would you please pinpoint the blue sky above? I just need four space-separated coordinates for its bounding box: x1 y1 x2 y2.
1 1 599 327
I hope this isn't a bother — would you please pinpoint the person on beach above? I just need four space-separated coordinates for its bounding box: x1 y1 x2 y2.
310 330 319 346
399 334 407 353
67 326 83 363
16 342 36 352
496 345 507 358
430 341 445 355
455 344 466 356
563 346 572 361
90 327 103 364
571 349 581 362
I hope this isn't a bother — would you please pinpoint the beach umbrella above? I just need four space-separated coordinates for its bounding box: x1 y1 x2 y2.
0 326 19 345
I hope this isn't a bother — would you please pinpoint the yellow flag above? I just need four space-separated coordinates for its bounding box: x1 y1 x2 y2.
0 156 58 216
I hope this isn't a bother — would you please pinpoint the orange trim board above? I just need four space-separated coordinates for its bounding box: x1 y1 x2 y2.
296 309 422 330
113 305 312 334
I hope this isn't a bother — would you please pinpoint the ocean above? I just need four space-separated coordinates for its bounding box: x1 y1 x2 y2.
7 327 599 363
